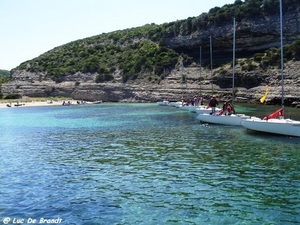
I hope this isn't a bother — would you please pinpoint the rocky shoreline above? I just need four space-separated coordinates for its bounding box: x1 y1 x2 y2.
2 60 300 108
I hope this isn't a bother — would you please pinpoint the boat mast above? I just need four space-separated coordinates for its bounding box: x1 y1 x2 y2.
180 56 186 100
210 35 213 93
200 46 202 96
279 0 284 108
232 18 236 106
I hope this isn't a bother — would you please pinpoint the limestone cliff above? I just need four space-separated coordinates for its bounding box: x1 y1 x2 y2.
2 60 300 105
1 0 300 106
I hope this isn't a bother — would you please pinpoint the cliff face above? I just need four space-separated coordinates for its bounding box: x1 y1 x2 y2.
2 60 300 105
2 4 300 105
166 9 300 64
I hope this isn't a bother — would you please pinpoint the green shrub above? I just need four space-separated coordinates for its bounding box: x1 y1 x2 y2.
4 93 21 99
253 53 264 62
95 74 114 83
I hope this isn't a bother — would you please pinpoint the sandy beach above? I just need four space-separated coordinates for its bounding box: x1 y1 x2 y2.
0 99 91 108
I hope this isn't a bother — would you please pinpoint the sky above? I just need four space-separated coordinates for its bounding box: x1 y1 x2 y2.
0 0 237 70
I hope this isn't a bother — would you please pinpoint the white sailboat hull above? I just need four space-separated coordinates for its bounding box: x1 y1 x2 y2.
188 105 200 113
169 102 182 107
178 105 193 110
157 101 169 106
195 107 221 114
240 1 300 138
196 113 251 126
241 118 300 137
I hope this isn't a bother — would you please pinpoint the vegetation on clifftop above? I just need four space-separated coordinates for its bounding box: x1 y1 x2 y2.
0 69 10 85
15 0 300 84
0 69 10 99
246 39 300 71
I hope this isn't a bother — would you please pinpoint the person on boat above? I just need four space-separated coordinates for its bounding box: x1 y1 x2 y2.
221 101 234 115
226 103 234 115
200 97 204 105
209 96 218 114
193 96 199 106
190 98 195 106
229 102 236 114
222 102 228 115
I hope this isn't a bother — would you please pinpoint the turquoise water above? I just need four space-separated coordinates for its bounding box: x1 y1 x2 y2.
0 103 299 225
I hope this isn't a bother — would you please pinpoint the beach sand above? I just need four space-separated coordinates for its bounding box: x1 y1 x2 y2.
0 99 90 108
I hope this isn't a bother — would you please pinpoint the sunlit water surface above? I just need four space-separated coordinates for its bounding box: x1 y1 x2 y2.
0 103 299 225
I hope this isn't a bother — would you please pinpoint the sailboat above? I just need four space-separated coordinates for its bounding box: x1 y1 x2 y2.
192 40 221 114
157 100 169 106
177 56 198 110
241 0 300 137
196 18 250 125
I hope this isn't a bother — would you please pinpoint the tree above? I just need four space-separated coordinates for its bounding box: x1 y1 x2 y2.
291 40 300 60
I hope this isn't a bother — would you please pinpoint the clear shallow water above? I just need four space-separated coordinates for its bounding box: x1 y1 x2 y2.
0 103 299 225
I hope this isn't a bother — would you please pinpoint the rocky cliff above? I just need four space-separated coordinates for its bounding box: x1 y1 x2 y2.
166 8 300 64
1 1 300 106
2 59 300 106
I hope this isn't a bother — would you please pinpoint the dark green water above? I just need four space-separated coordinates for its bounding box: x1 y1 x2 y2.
0 103 299 224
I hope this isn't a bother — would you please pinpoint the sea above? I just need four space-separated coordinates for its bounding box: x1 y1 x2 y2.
0 103 299 225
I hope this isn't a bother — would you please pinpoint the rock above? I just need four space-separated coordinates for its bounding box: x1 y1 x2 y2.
2 61 300 107
2 5 300 106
